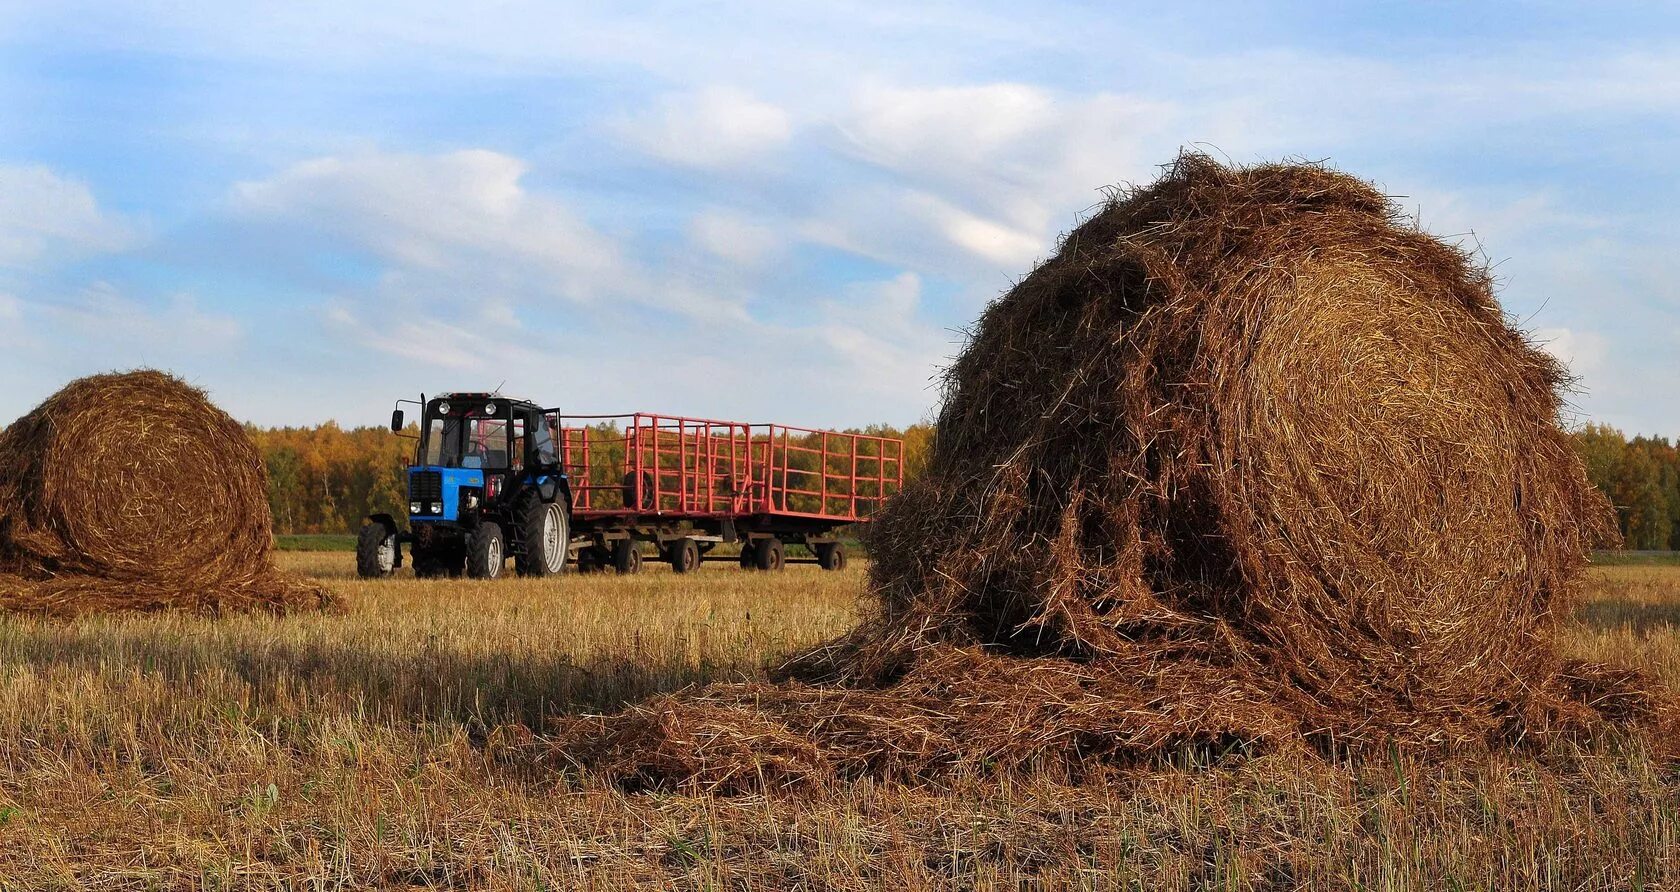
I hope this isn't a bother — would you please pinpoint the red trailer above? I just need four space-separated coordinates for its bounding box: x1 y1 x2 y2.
557 413 903 573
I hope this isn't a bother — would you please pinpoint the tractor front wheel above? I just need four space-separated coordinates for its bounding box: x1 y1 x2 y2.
356 523 397 578
467 522 506 580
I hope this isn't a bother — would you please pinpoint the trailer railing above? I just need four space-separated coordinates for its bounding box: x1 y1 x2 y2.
557 413 903 521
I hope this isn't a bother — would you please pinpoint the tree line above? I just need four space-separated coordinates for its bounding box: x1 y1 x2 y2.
251 420 1673 549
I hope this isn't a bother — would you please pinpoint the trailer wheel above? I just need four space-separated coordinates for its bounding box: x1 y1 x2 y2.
467 522 506 580
577 544 610 573
752 537 784 571
815 541 847 571
622 471 655 510
612 538 643 574
516 498 568 577
356 523 397 578
668 537 700 573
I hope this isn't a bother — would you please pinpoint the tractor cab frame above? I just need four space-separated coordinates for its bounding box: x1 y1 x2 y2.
357 393 572 580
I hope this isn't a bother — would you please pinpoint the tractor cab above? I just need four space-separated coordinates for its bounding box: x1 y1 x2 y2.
408 394 555 523
357 393 572 580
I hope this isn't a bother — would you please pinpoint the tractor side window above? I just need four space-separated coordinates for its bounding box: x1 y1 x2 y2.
510 418 526 472
534 418 558 466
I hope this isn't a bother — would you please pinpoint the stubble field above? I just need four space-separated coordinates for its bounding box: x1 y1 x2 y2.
0 554 1676 890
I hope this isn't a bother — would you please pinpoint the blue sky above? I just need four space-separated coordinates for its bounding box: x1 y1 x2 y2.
0 2 1676 433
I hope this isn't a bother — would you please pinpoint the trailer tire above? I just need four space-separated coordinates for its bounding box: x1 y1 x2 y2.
752 537 784 571
622 472 655 510
577 544 610 573
668 537 700 573
467 522 506 580
516 498 568 577
356 522 397 578
816 541 847 571
612 538 643 574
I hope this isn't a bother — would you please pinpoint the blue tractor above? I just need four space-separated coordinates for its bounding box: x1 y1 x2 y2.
357 393 572 580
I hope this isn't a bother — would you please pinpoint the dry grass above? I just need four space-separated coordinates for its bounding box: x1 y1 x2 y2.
0 555 1675 889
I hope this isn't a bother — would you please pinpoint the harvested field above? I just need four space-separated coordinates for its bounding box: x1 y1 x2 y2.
561 156 1676 789
0 554 1674 889
0 370 332 615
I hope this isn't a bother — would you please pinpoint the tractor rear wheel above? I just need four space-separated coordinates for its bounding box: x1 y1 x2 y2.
612 538 643 574
516 498 569 577
467 522 506 579
668 537 700 573
356 523 397 578
752 537 785 571
815 541 847 571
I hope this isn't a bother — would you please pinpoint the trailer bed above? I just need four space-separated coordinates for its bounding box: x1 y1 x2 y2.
558 413 902 525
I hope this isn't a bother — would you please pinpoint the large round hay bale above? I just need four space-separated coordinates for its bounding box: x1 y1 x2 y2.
0 369 332 615
556 156 1667 790
846 154 1613 745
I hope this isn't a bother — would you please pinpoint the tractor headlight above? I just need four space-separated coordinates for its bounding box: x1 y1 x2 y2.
438 401 450 415
431 503 443 515
410 502 421 515
464 491 479 509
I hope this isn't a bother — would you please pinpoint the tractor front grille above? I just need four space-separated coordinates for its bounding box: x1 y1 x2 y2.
409 470 443 502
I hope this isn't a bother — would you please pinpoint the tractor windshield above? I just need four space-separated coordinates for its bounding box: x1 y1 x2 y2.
422 409 511 470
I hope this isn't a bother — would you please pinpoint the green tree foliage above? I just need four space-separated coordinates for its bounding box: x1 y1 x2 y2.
1568 424 1680 550
247 423 412 534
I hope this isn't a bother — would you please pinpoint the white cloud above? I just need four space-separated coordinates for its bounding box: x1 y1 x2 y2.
0 164 134 266
613 86 792 168
1534 327 1607 377
902 192 1044 268
49 283 243 347
233 149 750 322
811 271 947 408
802 83 1173 279
688 210 782 266
839 83 1059 175
324 306 536 371
234 149 624 300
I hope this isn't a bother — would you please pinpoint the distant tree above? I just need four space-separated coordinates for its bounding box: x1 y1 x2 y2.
1572 423 1624 497
1613 439 1671 550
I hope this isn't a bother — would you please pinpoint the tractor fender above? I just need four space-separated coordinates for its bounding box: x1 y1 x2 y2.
367 513 399 537
537 475 573 512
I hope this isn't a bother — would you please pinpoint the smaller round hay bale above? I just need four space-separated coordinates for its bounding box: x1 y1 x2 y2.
0 370 333 615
